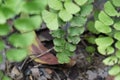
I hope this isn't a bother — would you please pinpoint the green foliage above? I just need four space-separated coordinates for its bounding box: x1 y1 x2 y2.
42 10 58 30
14 15 42 32
51 0 93 63
64 1 80 14
48 0 63 10
0 24 10 36
104 1 118 16
6 48 28 62
59 9 73 21
22 0 47 14
88 0 120 78
95 20 111 33
114 21 120 30
74 0 88 6
2 0 120 79
108 65 120 76
98 11 113 25
112 0 120 7
8 32 35 48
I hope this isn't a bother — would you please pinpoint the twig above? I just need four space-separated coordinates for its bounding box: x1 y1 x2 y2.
28 47 54 63
20 57 29 70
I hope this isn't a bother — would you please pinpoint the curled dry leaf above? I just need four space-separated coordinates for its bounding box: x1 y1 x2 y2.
29 37 59 65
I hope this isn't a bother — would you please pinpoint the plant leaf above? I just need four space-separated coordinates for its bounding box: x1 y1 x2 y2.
114 32 120 41
74 0 88 6
22 0 47 14
8 32 35 48
115 41 120 49
66 43 76 52
0 10 6 24
42 10 58 30
54 46 64 52
95 20 111 33
51 29 65 38
68 27 84 36
87 21 99 34
14 15 42 32
98 11 113 25
5 0 23 14
0 24 10 36
103 56 118 66
95 37 113 47
70 16 87 27
64 1 80 14
67 36 81 44
59 9 73 21
1 6 15 19
80 4 93 17
98 46 114 55
115 73 120 80
53 38 66 46
109 65 120 76
6 48 28 62
104 1 118 16
116 50 120 58
112 0 120 7
57 53 70 64
48 0 63 10
114 21 120 30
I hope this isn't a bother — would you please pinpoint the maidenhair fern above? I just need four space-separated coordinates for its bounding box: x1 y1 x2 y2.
88 0 120 80
47 0 93 63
